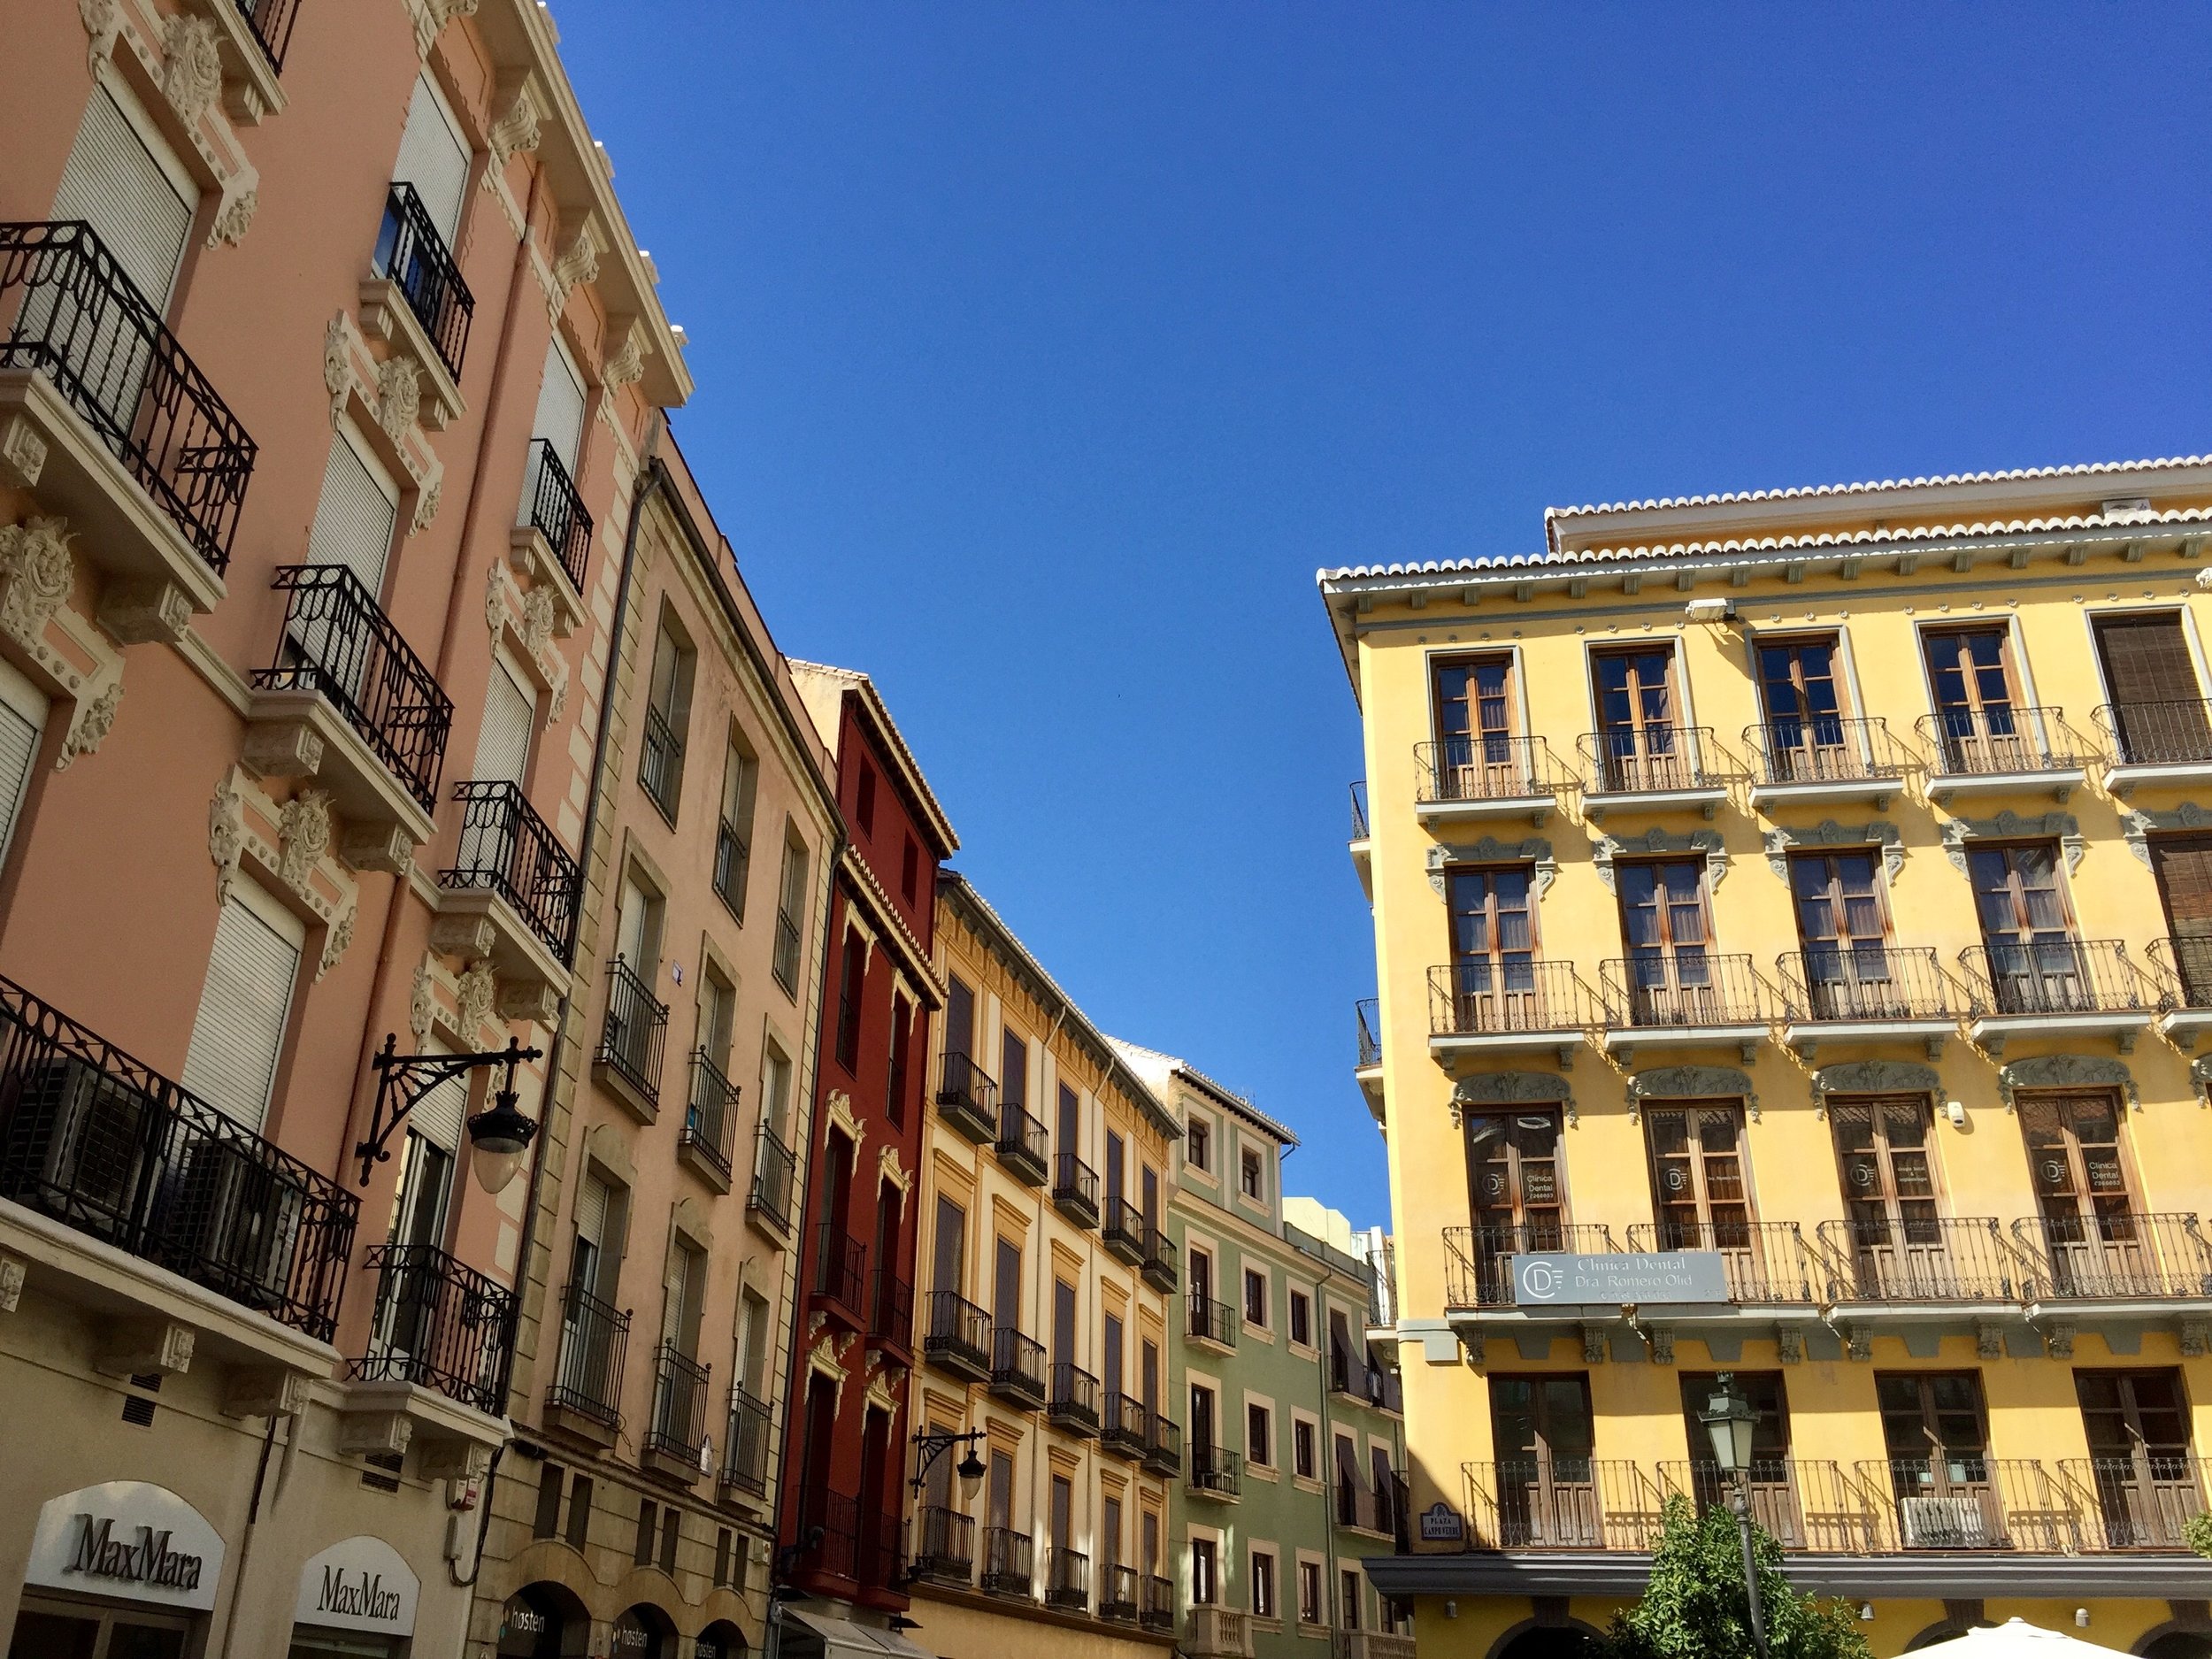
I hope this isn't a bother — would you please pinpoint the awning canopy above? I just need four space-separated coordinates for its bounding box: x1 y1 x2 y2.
1913 1622 2129 1659
780 1609 933 1659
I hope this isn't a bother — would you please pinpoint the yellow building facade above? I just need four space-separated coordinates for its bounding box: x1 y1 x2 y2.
1323 459 2212 1659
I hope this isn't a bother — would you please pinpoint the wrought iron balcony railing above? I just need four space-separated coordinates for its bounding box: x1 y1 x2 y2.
1857 1456 2066 1551
1146 1413 1184 1476
1917 705 2095 778
1623 1219 1816 1302
1599 954 1772 1028
718 1386 772 1495
2096 697 2212 768
749 1122 795 1234
1102 1197 1145 1263
1655 1459 1887 1553
0 973 355 1340
1429 960 1597 1036
595 956 668 1106
1100 1563 1140 1621
1578 726 1739 795
1743 716 1913 788
2058 1456 2211 1551
1349 780 1369 839
1100 1390 1148 1457
908 1504 974 1582
644 1340 710 1465
1816 1215 2021 1303
1416 734 1575 805
0 220 256 571
813 1224 867 1320
935 1051 999 1142
1189 1445 1240 1499
1356 997 1380 1066
547 1279 629 1427
1443 1223 1619 1308
1141 1575 1174 1631
679 1048 741 1184
712 813 749 919
353 1242 515 1415
371 181 474 378
1046 1546 1089 1610
870 1268 912 1349
1048 1362 1100 1433
859 1507 901 1590
995 1101 1048 1184
639 702 684 821
924 1290 992 1377
519 438 593 592
235 0 302 71
1142 1225 1179 1291
255 564 452 810
2013 1212 2212 1302
441 780 581 964
1776 945 1958 1025
980 1525 1033 1597
1464 1458 1667 1550
2150 934 2212 1010
1187 1292 1238 1348
799 1487 859 1580
772 901 802 995
988 1326 1046 1408
1052 1151 1099 1226
1955 938 2152 1018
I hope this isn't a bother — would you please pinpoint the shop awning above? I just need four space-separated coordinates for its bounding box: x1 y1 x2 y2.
780 1609 933 1659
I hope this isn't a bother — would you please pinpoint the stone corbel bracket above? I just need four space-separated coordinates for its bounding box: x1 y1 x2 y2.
0 517 134 768
83 1 273 190
1593 826 1727 894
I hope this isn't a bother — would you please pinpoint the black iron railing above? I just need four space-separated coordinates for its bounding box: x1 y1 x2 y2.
1918 705 2094 777
236 0 302 71
2148 936 2212 1010
719 1386 772 1494
1190 1444 1239 1498
1624 1219 1817 1302
1956 938 2151 1018
1142 1575 1174 1630
595 956 668 1105
1102 1197 1145 1261
935 1051 999 1141
813 1224 867 1320
1416 734 1574 804
371 181 473 378
1817 1216 2019 1302
639 703 683 820
981 1526 1033 1597
1429 960 1596 1036
1578 725 1737 794
2097 698 2212 768
1146 1413 1183 1475
2060 1456 2212 1550
988 1326 1046 1406
800 1487 859 1580
1655 1458 1881 1552
0 220 256 572
644 1340 710 1464
520 439 592 592
1743 717 1912 787
909 1505 974 1581
1349 780 1369 839
1356 997 1381 1065
1863 1456 2012 1549
440 780 580 963
1047 1547 1089 1610
712 814 749 918
547 1279 629 1426
870 1267 911 1348
748 1123 795 1233
772 902 802 995
255 564 452 810
995 1102 1048 1183
1101 1563 1140 1621
1600 953 1771 1028
1443 1223 1619 1308
1142 1225 1179 1291
924 1290 992 1374
353 1243 515 1414
1188 1292 1238 1348
1776 945 1957 1024
0 974 355 1340
1101 1390 1148 1456
1048 1362 1099 1432
860 1507 900 1589
679 1048 740 1183
2014 1212 2212 1301
1052 1151 1099 1224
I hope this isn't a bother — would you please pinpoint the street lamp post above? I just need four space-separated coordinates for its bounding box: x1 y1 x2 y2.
1699 1372 1770 1659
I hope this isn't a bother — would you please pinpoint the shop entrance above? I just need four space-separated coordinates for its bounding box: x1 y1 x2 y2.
8 1597 190 1659
496 1584 590 1658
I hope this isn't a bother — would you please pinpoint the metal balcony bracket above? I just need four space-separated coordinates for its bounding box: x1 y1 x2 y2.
356 1032 542 1185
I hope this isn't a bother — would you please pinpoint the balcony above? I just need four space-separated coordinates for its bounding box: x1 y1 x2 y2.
1955 939 2154 1055
1338 1637 1417 1659
1100 1563 1140 1623
1776 945 1960 1059
859 1507 901 1593
712 813 749 920
1917 706 2094 805
718 1386 772 1500
1598 955 1774 1063
0 973 355 1341
935 1052 999 1144
812 1224 867 1328
987 1326 1046 1409
1102 1197 1145 1264
2147 937 2212 1048
908 1505 974 1585
545 1280 629 1444
1187 1607 1249 1658
1047 1362 1099 1435
1100 1390 1148 1460
2014 1213 2212 1305
234 0 302 72
1348 780 1371 897
592 956 669 1118
639 703 684 823
1743 717 1912 812
2059 1456 2212 1550
352 1243 515 1417
1141 1576 1175 1633
1577 726 1738 821
1189 1444 1240 1501
511 438 593 616
870 1268 913 1357
1655 1458 1883 1551
642 1341 711 1485
1146 1413 1183 1477
436 781 581 997
247 565 450 850
1046 1546 1089 1612
1415 735 1572 826
1051 1152 1099 1228
1187 1292 1239 1353
676 1049 741 1192
0 221 248 618
1330 1345 1387 1404
798 1487 860 1584
1817 1216 2020 1307
994 1101 1049 1186
1443 1224 1620 1310
747 1124 796 1240
1142 1226 1179 1293
1465 1458 1667 1550
923 1290 992 1383
1622 1219 1818 1304
1428 961 1597 1069
980 1525 1033 1598
366 181 474 406
2097 698 2212 795
1336 1471 1400 1538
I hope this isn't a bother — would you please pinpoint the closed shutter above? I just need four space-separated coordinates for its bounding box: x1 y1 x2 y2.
2096 614 2197 707
0 662 49 870
411 1040 468 1149
51 85 193 311
394 73 471 244
180 882 306 1134
473 656 535 784
532 337 588 465
576 1171 609 1249
306 431 398 598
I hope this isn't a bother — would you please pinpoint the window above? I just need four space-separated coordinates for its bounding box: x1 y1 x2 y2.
759 1041 792 1141
1445 865 1540 1030
1924 625 2029 772
1189 1381 1218 1458
1002 1028 1029 1125
1789 849 1895 1016
1187 1116 1210 1171
902 834 921 904
1102 1495 1122 1572
1247 1401 1271 1466
2020 1091 2139 1288
1830 1094 1939 1237
1243 1268 1267 1328
1967 841 2081 1011
2096 612 2208 763
772 827 807 994
2076 1370 2193 1499
856 760 877 837
1875 1372 1994 1543
715 738 757 918
833 928 865 1071
1187 1247 1213 1309
1190 1538 1217 1605
1289 1290 1312 1348
393 71 471 242
53 81 195 314
1755 634 1849 779
1250 1548 1277 1619
564 1474 593 1548
886 994 911 1125
634 1499 658 1565
474 654 536 786
305 426 400 604
641 621 695 819
931 1196 965 1296
1464 1108 1565 1248
1371 1445 1400 1533
698 970 735 1067
532 1463 564 1538
1644 1103 1751 1255
1240 1146 1263 1201
1618 857 1715 1021
1487 1374 1595 1515
713 1527 733 1587
520 332 589 542
1293 1418 1317 1479
2150 833 2212 1002
180 879 305 1134
1340 1569 1363 1631
0 660 46 872
1431 653 1518 794
1056 1082 1079 1156
1592 646 1684 791
1677 1371 1790 1469
1298 1560 1323 1624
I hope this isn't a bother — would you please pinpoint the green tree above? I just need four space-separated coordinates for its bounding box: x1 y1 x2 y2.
1600 1494 1870 1659
2185 1511 2212 1560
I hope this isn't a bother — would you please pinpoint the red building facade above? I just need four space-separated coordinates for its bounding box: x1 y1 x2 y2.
779 662 956 1624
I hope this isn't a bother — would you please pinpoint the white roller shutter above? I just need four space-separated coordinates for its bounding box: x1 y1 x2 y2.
411 1042 468 1150
51 84 193 311
0 662 49 871
532 336 588 465
307 430 398 598
393 73 471 244
180 881 306 1134
576 1171 609 1250
473 656 536 784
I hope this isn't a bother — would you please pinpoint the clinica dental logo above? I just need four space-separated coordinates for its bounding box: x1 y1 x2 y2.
67 1515 204 1594
315 1564 405 1624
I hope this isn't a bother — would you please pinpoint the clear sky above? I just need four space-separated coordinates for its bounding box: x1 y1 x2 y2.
549 2 2212 1226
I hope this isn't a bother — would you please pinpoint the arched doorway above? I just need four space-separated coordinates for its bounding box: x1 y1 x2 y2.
690 1619 749 1659
496 1584 589 1658
1493 1622 1602 1659
612 1603 678 1659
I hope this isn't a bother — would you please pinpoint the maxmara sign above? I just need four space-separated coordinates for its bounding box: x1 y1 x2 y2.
1509 1251 1732 1308
27 1483 224 1611
296 1536 419 1637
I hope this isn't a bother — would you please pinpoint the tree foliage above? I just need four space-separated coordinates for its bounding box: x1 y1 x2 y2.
1599 1494 1871 1659
2185 1510 2212 1560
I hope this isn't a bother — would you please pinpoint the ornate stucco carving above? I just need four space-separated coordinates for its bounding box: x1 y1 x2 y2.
1997 1054 2139 1114
603 320 649 390
549 219 602 317
1593 826 1727 894
376 356 421 440
1809 1058 1940 1121
409 961 435 1042
879 1144 911 1194
322 314 353 427
2192 1056 2212 1108
159 16 223 123
277 787 333 893
2121 803 2212 868
1580 1325 1608 1365
406 0 480 57
486 81 541 170
56 680 120 770
823 1088 866 1164
410 476 442 536
546 668 569 726
79 0 119 77
1763 819 1902 883
484 561 504 641
2045 1321 2077 1359
206 187 257 249
208 772 245 905
0 418 48 489
456 959 497 1033
318 902 356 980
1776 1326 1804 1365
1941 810 2085 876
1425 837 1555 902
1627 1064 1759 1124
1449 1071 1576 1130
0 517 77 649
521 586 555 656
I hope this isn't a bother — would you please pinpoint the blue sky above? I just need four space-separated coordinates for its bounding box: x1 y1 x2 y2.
552 2 2212 1225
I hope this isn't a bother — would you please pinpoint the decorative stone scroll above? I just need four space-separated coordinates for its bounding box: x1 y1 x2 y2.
1997 1054 2139 1114
1626 1064 1760 1124
2192 1056 2212 1108
2121 803 2212 868
1449 1071 1576 1130
1809 1058 1940 1122
1940 810 2085 877
1763 819 1902 883
1592 826 1727 895
204 768 362 979
1425 837 1555 902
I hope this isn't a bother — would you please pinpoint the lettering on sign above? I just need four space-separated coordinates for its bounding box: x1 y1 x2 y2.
1418 1502 1464 1542
26 1484 225 1612
294 1536 419 1636
1510 1251 1732 1308
69 1517 204 1592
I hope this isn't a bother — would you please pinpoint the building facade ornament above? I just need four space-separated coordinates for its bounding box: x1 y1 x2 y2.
877 1144 910 1195
484 561 505 641
602 320 648 390
1997 1053 2139 1114
1626 1064 1759 1124
406 0 479 57
159 15 223 123
1776 1326 1804 1365
486 82 541 171
322 314 353 426
410 476 441 536
1448 1071 1576 1130
1809 1058 1941 1121
56 679 121 770
521 585 554 656
549 219 601 316
1425 837 1555 902
0 517 77 650
1762 818 1902 883
1592 826 1727 895
1941 810 2085 877
2182 1318 2209 1358
318 902 356 979
455 959 496 1033
2044 1321 2077 1359
409 960 435 1042
277 787 333 894
2121 803 2212 868
822 1088 866 1164
79 0 119 77
0 418 49 489
375 356 420 440
205 186 257 249
208 772 244 905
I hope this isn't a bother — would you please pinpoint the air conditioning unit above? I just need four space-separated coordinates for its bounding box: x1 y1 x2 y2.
1900 1494 1992 1548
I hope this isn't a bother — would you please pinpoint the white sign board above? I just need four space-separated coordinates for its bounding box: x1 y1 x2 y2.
295 1535 419 1636
1510 1251 1731 1308
27 1483 224 1611
1418 1502 1464 1542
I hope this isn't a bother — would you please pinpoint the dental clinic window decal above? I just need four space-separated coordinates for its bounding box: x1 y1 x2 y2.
26 1483 224 1610
294 1536 419 1638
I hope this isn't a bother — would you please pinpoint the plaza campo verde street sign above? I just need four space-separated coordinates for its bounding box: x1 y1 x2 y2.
1509 1250 1731 1309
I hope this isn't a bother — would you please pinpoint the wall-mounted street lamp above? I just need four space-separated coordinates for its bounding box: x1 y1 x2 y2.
909 1427 988 1495
1699 1371 1770 1659
355 1033 543 1193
